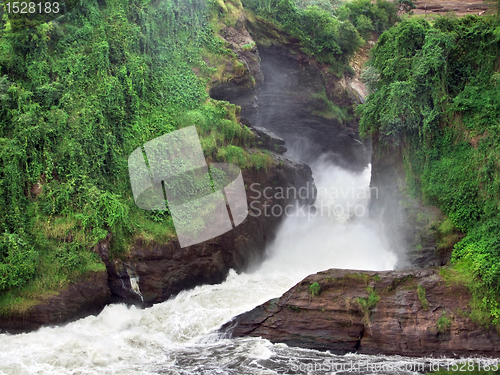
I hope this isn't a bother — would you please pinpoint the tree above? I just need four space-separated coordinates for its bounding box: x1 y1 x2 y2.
395 0 416 14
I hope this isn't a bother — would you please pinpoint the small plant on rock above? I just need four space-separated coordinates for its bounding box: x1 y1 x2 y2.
437 312 452 333
309 282 321 297
417 285 429 311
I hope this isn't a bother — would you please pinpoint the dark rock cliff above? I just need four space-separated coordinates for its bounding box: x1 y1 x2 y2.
104 154 315 306
0 271 110 333
222 268 500 357
212 14 370 171
369 137 459 270
0 152 315 332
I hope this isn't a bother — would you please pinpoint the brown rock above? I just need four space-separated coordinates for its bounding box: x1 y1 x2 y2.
412 0 492 16
104 153 316 305
0 271 110 333
223 268 500 356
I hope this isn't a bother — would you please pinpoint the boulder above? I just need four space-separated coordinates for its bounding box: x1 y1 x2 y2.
251 125 287 154
0 271 110 333
222 268 500 357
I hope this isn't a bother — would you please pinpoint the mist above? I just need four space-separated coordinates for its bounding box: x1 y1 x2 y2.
255 155 397 279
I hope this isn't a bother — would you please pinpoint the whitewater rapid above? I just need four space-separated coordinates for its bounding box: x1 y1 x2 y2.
0 159 402 374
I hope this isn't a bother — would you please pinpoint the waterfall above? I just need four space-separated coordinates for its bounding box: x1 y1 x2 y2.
0 157 406 375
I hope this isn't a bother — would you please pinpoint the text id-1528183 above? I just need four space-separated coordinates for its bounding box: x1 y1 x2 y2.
5 2 60 14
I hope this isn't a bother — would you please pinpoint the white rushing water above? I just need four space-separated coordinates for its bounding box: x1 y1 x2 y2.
1 159 464 375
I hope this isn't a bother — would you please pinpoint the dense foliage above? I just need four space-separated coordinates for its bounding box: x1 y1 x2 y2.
241 0 399 74
0 0 271 309
335 0 399 39
358 15 500 324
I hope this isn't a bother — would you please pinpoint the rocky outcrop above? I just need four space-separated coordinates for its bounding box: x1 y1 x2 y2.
0 271 110 333
248 124 287 154
0 152 315 331
209 11 264 120
222 268 500 356
211 10 370 171
412 0 491 16
102 153 315 305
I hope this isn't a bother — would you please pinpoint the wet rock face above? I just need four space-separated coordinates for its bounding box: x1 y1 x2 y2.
369 138 455 270
213 44 370 171
209 14 263 110
0 271 110 333
250 125 287 154
0 153 315 331
222 268 500 357
105 154 316 305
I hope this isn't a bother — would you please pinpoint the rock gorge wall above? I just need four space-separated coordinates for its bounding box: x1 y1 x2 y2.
212 14 370 171
223 268 500 357
368 137 455 270
103 155 315 306
0 153 315 332
216 9 500 356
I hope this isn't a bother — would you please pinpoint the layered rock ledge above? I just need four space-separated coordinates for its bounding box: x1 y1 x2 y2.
222 268 500 357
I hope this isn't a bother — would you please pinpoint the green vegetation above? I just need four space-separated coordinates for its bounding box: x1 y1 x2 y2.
241 0 400 74
358 13 500 327
335 0 399 39
440 261 500 329
417 285 429 310
309 281 321 297
356 287 380 326
310 89 347 121
241 41 256 51
436 218 462 254
1 0 397 314
0 0 276 314
242 0 362 73
437 311 452 332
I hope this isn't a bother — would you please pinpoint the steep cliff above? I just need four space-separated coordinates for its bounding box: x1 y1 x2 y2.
220 10 500 358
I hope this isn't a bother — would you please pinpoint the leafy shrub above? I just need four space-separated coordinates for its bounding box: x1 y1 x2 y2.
0 233 38 291
335 0 399 36
417 285 429 310
357 288 380 327
241 0 364 73
309 282 321 297
437 312 451 332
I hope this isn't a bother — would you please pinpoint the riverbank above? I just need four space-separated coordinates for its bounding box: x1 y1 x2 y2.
223 268 500 357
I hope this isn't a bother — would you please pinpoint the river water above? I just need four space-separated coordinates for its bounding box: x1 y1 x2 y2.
2 156 493 374
2 48 498 374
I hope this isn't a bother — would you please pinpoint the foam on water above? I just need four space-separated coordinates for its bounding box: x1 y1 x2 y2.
0 161 405 375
